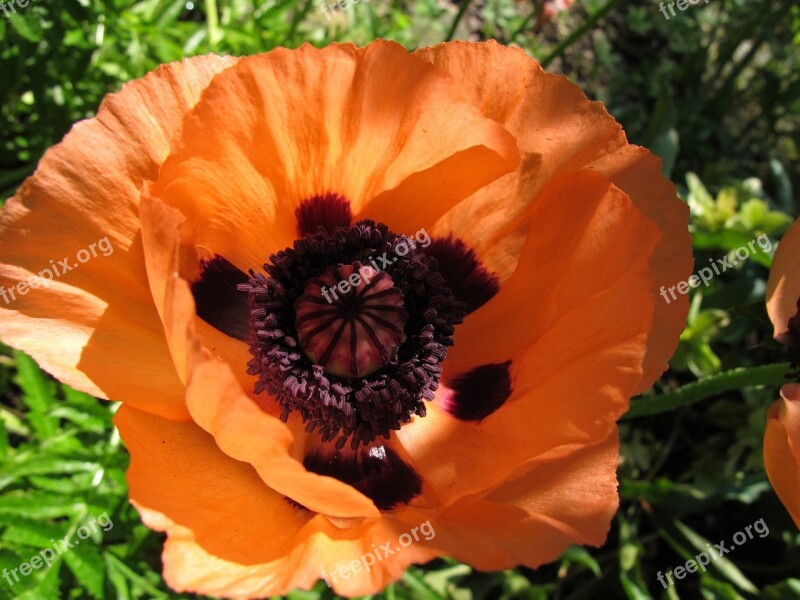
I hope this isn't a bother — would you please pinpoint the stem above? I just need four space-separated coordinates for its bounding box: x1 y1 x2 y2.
624 363 792 419
509 0 541 42
285 0 313 46
540 0 623 69
445 0 474 42
205 0 220 48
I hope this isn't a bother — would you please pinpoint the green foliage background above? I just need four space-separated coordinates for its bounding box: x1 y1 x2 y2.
0 0 799 598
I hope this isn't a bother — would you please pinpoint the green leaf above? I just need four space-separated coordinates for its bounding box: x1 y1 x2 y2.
0 419 7 460
401 567 446 600
285 589 321 600
64 542 105 599
621 478 707 512
47 406 106 432
651 127 679 178
760 579 800 599
670 520 757 594
27 473 97 495
768 158 794 213
1 519 65 548
0 405 30 437
687 172 716 222
104 553 170 599
15 551 62 600
619 571 650 600
0 492 83 519
423 563 472 597
699 575 746 599
0 457 98 479
13 351 58 439
7 12 44 43
626 363 792 418
561 546 602 578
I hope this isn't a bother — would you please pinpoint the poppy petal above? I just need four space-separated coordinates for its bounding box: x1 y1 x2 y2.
764 384 800 528
416 41 691 392
767 218 800 343
396 171 659 504
0 55 237 419
133 431 617 595
183 336 384 518
139 192 254 393
430 433 619 569
118 406 442 597
151 41 519 274
447 171 658 373
588 146 693 391
415 41 625 279
155 510 440 598
115 404 310 566
140 195 385 518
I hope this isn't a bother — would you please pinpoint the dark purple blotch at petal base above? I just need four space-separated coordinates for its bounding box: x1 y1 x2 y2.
443 361 513 422
295 192 352 238
191 255 250 341
303 445 422 510
424 236 500 314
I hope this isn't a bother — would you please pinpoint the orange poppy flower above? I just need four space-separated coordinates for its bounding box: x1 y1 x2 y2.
0 41 692 596
765 218 800 527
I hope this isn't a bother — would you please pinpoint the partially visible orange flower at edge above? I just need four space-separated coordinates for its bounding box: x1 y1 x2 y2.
765 218 800 528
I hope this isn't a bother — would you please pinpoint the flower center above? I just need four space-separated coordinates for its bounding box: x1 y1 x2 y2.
294 263 408 378
239 220 466 449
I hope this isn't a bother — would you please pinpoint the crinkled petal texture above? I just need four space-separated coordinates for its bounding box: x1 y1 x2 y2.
0 40 692 599
149 41 519 273
764 385 800 528
415 41 692 393
765 219 800 526
0 55 237 420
